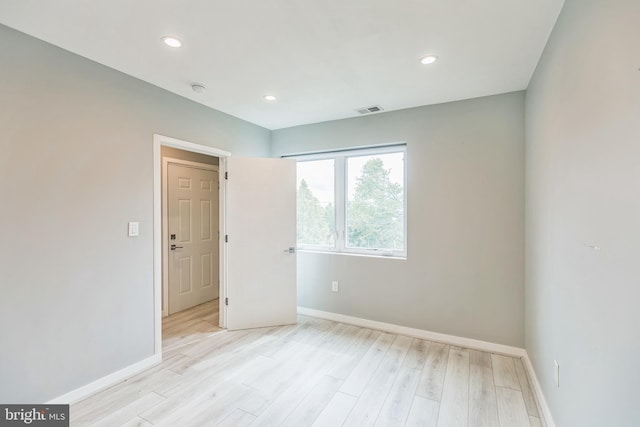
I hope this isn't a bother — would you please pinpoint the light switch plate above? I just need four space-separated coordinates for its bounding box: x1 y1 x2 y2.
128 222 139 237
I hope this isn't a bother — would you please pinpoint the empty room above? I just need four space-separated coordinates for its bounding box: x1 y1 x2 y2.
0 0 638 426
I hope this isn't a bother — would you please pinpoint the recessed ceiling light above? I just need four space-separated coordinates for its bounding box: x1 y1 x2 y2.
161 36 182 48
264 95 277 101
420 55 438 65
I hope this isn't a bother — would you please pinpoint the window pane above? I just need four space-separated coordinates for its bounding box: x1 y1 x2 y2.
297 159 335 247
346 152 405 251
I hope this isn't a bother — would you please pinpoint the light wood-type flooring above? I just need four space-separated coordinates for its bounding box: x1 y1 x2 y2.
71 300 544 426
161 299 223 351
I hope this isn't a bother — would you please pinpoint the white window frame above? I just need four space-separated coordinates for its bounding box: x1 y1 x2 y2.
291 144 407 258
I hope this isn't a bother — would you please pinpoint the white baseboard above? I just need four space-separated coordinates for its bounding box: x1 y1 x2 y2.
47 353 162 404
521 352 556 427
297 306 526 357
297 306 554 427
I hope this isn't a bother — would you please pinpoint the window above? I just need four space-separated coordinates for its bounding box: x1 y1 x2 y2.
296 159 335 248
294 145 406 257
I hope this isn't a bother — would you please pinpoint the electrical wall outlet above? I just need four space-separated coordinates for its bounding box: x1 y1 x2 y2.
554 360 560 387
331 281 339 292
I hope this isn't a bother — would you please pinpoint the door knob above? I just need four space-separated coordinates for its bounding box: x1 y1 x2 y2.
283 247 296 254
171 244 184 251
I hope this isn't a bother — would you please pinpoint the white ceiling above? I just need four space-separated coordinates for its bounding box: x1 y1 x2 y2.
0 0 564 130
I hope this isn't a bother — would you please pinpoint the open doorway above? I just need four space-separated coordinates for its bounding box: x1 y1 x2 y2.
161 146 223 350
153 135 231 356
153 134 298 359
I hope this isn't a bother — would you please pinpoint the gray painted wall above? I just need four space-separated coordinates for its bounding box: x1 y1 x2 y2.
272 92 526 347
0 24 269 403
525 1 640 425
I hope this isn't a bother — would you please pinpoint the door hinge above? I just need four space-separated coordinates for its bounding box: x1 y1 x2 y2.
225 172 228 180
225 297 229 306
225 235 228 243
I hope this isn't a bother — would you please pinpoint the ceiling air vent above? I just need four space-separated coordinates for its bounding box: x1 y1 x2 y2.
356 105 384 115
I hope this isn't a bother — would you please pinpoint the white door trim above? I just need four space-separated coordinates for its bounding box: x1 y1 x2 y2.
153 134 230 356
162 157 219 318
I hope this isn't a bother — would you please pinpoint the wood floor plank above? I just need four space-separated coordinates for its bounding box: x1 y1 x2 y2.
162 322 223 350
120 417 153 427
141 354 256 422
469 349 492 369
416 342 450 401
374 366 421 426
469 350 499 427
328 328 381 380
162 300 222 349
262 318 335 358
238 391 273 417
170 386 255 427
339 332 396 396
72 389 141 424
491 354 521 391
232 354 280 387
311 392 358 427
248 368 332 426
72 369 175 425
343 335 412 425
156 333 278 400
239 342 339 420
404 338 431 369
161 353 199 375
280 375 343 427
86 392 165 427
405 395 439 427
73 366 179 422
189 332 277 373
436 347 470 427
495 387 530 427
180 328 255 360
312 322 351 352
150 381 253 427
256 318 314 358
151 359 238 399
214 409 257 427
514 358 540 417
329 324 364 349
243 342 329 397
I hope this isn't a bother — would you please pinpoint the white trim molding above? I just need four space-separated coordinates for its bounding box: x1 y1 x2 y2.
297 306 526 356
47 354 161 404
521 353 557 427
297 306 555 427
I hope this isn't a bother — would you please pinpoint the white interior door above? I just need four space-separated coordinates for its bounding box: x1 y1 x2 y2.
225 157 297 330
167 163 219 314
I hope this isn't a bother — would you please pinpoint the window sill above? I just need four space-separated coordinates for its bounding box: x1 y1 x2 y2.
297 248 407 260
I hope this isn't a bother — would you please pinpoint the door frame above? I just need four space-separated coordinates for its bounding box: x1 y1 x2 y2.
162 157 219 318
153 134 230 357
